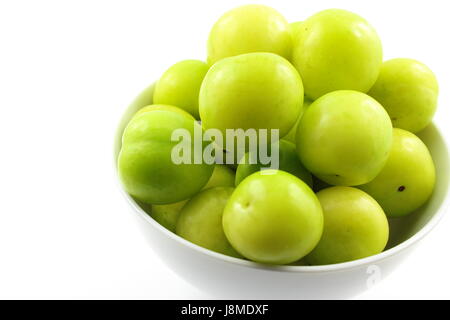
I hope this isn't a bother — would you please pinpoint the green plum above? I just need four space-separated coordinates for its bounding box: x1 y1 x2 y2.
150 164 235 232
290 21 302 34
153 60 209 119
200 52 303 161
207 4 292 64
297 90 393 186
359 128 435 217
203 164 235 189
290 21 303 44
283 99 311 144
119 110 214 204
368 58 439 133
223 170 323 265
292 9 382 100
235 140 313 187
306 187 389 265
176 187 242 258
133 104 195 120
149 200 187 232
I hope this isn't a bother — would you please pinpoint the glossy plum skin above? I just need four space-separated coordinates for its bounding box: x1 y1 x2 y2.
119 110 214 204
200 52 303 154
359 128 436 218
223 170 323 265
153 60 209 119
207 4 292 65
292 9 382 100
176 187 242 258
296 90 393 186
368 58 439 133
235 140 313 187
150 164 235 232
306 187 389 265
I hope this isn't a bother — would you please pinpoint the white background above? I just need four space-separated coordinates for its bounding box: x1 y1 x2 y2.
0 0 449 299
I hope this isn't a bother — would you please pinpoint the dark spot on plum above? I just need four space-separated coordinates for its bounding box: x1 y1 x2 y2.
398 186 406 192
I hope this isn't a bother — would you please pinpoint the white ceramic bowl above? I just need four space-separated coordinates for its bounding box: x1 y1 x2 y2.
114 84 450 299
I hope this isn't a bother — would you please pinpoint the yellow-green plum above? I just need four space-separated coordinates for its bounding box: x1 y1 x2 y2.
153 60 209 119
223 170 323 265
297 90 392 186
283 99 311 144
203 164 235 189
150 164 235 232
235 140 312 187
290 21 303 44
133 104 195 120
126 104 201 227
133 199 184 233
368 58 439 133
359 128 435 217
119 110 214 204
200 52 303 161
176 187 242 258
306 187 389 265
292 9 382 100
149 200 187 232
207 4 292 65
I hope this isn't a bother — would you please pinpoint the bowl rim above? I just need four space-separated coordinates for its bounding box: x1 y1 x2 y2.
114 107 450 274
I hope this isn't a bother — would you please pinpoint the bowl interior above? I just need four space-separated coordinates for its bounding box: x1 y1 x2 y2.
114 84 450 264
